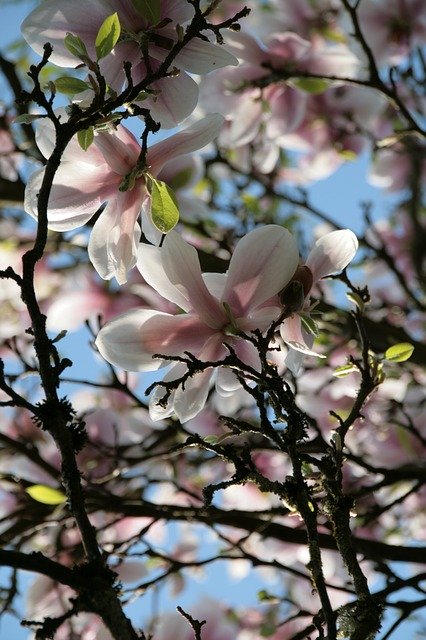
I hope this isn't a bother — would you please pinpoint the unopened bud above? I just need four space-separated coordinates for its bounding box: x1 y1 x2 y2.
280 280 305 313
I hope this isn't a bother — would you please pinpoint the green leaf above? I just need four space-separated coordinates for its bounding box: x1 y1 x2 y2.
300 313 319 336
13 113 42 124
131 0 162 24
384 343 414 363
149 178 180 233
293 78 330 94
346 291 365 312
77 127 94 151
333 363 359 378
95 13 121 60
64 32 89 61
54 76 90 95
26 484 66 506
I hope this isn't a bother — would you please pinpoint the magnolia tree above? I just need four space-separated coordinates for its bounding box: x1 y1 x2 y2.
0 0 425 639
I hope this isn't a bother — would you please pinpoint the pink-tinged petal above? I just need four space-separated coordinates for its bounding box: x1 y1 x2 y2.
227 92 263 146
280 314 305 345
161 231 226 329
173 334 225 422
138 313 216 357
216 339 260 394
94 127 140 175
266 85 307 138
148 114 224 172
46 290 109 332
222 225 299 317
238 306 282 332
99 42 144 92
223 31 268 65
173 39 238 74
149 362 187 421
306 229 358 282
136 244 191 311
24 162 116 231
144 72 199 130
280 314 324 359
88 188 143 284
95 309 168 372
22 0 108 66
35 111 106 164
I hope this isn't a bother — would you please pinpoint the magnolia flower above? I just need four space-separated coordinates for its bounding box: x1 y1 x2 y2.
24 113 223 284
280 229 358 374
21 0 238 128
96 225 299 422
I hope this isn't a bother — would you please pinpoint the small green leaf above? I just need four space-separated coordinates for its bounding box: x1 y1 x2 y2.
333 363 359 378
300 313 319 336
131 0 162 24
384 343 414 363
257 590 278 602
321 27 347 43
260 622 276 637
149 178 180 233
77 127 94 151
13 113 42 124
54 76 90 95
346 291 365 312
293 78 330 94
204 435 218 445
26 485 66 506
64 32 89 61
95 13 121 60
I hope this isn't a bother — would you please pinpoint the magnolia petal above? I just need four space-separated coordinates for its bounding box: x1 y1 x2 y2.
137 244 191 312
140 196 163 246
174 39 238 74
222 225 299 317
202 273 227 301
88 188 142 284
306 229 358 282
135 312 215 357
94 127 140 175
145 72 199 129
285 348 304 376
238 305 282 332
173 335 224 422
22 0 107 66
227 92 263 147
95 309 168 372
24 163 114 231
161 231 226 329
148 114 224 173
149 363 187 422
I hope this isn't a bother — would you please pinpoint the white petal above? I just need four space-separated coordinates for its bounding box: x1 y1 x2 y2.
22 0 108 66
137 243 191 311
306 229 358 282
174 40 238 74
148 114 224 173
95 309 168 372
161 231 225 328
88 189 142 284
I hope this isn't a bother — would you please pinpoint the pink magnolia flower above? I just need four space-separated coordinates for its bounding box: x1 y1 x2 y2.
280 229 358 374
21 0 238 128
95 225 299 422
358 0 426 67
24 112 223 284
